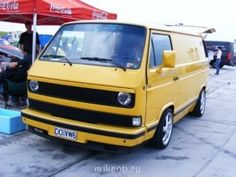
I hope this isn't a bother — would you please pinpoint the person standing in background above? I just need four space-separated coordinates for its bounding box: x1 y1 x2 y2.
215 47 222 75
19 21 41 59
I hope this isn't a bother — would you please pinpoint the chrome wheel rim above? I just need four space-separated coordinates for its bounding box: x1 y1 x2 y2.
162 112 173 145
200 91 206 115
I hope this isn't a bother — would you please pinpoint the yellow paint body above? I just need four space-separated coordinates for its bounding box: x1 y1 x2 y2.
22 21 209 148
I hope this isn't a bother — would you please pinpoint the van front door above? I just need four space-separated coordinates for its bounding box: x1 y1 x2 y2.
145 33 177 127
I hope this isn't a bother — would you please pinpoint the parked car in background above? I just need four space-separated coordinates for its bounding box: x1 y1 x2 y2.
0 38 23 62
205 40 236 68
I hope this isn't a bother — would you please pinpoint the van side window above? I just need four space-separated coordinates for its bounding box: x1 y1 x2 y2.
149 41 155 68
150 34 172 68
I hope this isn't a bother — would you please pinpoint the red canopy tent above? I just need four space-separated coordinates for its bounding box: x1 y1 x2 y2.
0 0 117 60
0 0 117 25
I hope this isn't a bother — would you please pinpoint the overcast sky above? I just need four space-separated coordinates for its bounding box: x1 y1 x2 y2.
0 0 235 41
85 0 236 41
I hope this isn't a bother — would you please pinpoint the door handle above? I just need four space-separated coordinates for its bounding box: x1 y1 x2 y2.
173 76 179 81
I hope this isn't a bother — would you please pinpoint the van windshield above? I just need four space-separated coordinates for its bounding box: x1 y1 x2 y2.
40 23 146 69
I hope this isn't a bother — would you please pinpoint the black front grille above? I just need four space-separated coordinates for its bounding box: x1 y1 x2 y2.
28 81 135 108
29 99 136 127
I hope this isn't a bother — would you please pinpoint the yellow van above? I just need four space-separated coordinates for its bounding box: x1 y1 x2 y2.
22 21 212 151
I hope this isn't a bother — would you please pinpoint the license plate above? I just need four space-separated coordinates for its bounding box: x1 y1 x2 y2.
54 127 77 141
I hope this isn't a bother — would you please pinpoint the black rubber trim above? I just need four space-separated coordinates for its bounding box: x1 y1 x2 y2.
22 112 145 139
147 124 158 132
28 99 136 127
28 81 135 108
174 98 197 116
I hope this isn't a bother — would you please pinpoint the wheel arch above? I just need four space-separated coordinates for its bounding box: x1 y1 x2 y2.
201 84 207 94
157 102 174 123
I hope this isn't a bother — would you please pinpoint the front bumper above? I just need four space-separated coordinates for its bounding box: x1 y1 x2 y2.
22 109 148 148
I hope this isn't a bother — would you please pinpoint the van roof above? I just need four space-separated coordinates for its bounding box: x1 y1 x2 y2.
65 20 215 37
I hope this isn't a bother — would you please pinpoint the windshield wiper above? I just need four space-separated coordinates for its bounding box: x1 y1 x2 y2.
41 54 72 66
80 57 113 62
80 57 126 71
112 62 126 71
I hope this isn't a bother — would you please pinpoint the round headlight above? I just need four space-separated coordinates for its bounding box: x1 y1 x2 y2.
117 92 132 106
29 80 39 92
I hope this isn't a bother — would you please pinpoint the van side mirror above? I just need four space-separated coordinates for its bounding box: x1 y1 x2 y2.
162 50 176 68
156 50 176 74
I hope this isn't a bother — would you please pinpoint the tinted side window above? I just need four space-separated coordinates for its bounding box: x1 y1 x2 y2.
150 34 172 68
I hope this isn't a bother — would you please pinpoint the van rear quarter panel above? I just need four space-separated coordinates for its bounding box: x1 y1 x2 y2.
171 33 208 114
171 33 206 64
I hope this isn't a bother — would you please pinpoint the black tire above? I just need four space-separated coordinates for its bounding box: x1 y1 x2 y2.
191 89 206 117
149 108 173 149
